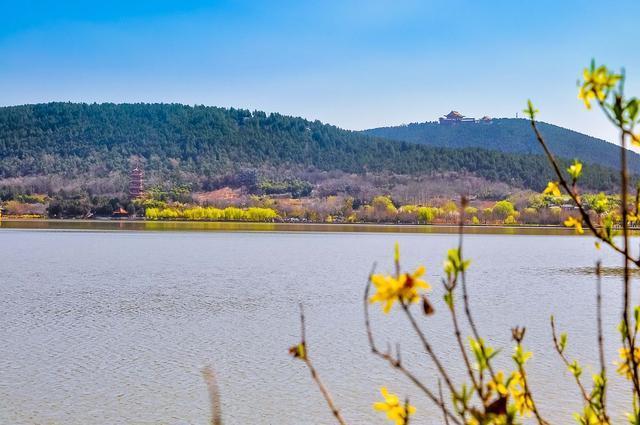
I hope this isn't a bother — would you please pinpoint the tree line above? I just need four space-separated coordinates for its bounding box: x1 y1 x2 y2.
0 102 626 194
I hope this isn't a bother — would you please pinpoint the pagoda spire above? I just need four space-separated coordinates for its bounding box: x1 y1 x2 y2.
129 162 144 199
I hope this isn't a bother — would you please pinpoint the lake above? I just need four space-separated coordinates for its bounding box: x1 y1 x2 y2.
0 224 636 424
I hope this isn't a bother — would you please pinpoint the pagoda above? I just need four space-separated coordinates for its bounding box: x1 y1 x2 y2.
129 165 144 199
439 110 476 124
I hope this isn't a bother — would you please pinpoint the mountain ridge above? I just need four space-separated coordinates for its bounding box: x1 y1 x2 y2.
363 118 639 172
0 103 624 195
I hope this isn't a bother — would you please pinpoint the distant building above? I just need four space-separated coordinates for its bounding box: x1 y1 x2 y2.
480 115 493 123
439 110 475 124
129 165 144 199
438 111 492 124
112 207 129 218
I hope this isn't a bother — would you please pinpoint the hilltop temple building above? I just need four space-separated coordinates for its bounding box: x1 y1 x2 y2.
129 165 144 199
439 111 492 124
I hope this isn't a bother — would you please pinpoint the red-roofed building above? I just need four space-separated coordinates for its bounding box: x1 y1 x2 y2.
112 207 129 218
439 110 477 124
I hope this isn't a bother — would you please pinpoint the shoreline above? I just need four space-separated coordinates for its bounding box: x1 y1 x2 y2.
0 218 601 235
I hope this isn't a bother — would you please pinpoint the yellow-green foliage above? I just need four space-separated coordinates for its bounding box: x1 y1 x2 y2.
246 207 278 221
372 196 397 214
417 207 440 224
159 208 179 219
145 206 278 222
493 200 515 219
397 205 419 223
145 207 160 220
398 205 419 214
504 215 517 225
464 206 478 216
222 207 245 221
363 196 398 222
441 200 458 214
583 192 617 215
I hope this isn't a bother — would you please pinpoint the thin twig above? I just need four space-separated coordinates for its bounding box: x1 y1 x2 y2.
299 305 349 425
202 366 223 425
447 290 483 401
596 261 610 423
400 302 458 398
438 379 451 425
404 398 411 425
549 316 591 404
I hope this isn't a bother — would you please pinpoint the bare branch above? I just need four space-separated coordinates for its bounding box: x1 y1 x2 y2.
298 305 349 425
549 316 590 404
447 289 483 401
596 262 610 423
202 366 223 425
438 379 451 425
400 302 458 398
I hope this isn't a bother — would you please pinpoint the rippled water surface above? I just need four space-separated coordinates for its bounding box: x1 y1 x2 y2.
0 227 637 424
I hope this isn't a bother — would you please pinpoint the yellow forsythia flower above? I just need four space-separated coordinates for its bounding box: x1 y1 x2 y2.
373 387 415 425
370 266 430 313
487 371 510 396
578 63 621 109
567 160 583 180
543 181 561 197
564 216 584 234
573 404 609 425
578 85 596 110
616 347 640 380
510 371 533 416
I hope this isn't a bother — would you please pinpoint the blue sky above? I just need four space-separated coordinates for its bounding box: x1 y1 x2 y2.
1 0 639 142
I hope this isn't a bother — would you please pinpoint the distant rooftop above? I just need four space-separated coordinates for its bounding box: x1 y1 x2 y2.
440 110 479 124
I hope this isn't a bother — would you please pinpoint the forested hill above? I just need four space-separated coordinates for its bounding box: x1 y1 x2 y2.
0 103 622 192
364 118 640 173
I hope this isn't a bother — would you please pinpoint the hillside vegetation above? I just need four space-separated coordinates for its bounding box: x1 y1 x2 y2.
364 118 640 172
0 103 622 195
